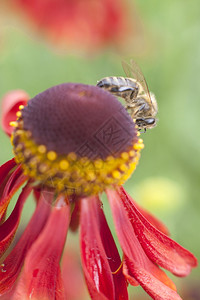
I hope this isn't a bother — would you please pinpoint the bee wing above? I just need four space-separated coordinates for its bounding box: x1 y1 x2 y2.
122 59 152 104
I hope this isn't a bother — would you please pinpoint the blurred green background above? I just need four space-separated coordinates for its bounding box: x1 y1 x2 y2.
0 0 199 299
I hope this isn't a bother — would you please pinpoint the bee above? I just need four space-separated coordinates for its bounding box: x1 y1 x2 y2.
97 59 158 131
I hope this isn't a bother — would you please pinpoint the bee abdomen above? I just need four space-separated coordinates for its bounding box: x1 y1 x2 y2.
97 76 136 89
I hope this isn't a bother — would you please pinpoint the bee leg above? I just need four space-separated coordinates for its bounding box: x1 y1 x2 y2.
138 128 146 133
135 118 147 133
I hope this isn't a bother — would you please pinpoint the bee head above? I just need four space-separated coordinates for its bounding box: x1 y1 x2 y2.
136 118 157 131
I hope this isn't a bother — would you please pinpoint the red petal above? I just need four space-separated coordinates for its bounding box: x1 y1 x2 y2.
0 192 51 295
13 195 70 300
1 90 29 136
123 257 182 300
116 187 198 276
0 158 16 185
137 206 170 236
0 162 27 221
80 196 128 300
106 188 179 298
0 159 16 223
126 188 169 236
0 183 32 257
69 199 81 232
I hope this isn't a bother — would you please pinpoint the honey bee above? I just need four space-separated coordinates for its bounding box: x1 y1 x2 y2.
97 59 158 131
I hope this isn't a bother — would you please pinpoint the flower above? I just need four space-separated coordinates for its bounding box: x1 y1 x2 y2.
0 84 197 299
11 0 131 52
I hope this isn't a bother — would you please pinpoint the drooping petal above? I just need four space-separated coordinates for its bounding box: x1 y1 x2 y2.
1 90 29 136
0 158 16 223
0 158 16 186
116 187 198 276
80 196 128 300
0 182 32 257
132 198 170 236
123 258 182 300
13 195 70 300
0 162 27 220
106 188 182 300
0 192 51 295
69 200 81 232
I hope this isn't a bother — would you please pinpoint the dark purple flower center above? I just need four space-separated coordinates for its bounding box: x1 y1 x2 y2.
22 83 136 158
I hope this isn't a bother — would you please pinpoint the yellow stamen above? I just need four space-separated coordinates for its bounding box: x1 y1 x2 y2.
86 171 96 181
38 163 49 173
138 138 143 144
112 257 124 275
16 111 22 118
19 105 24 110
10 121 18 127
129 150 136 157
12 125 143 196
121 152 129 160
59 160 69 170
137 131 140 136
119 163 128 172
133 143 144 150
47 151 57 161
67 152 77 161
38 145 47 154
112 170 121 179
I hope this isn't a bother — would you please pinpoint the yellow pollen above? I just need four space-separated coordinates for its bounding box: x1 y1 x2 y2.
59 160 69 170
138 138 143 144
133 143 144 150
94 159 103 169
38 145 47 154
129 150 136 157
19 105 24 110
12 124 143 196
47 151 57 161
15 143 23 151
10 121 18 127
24 149 32 158
121 152 129 160
137 131 140 136
67 152 77 161
38 163 49 173
119 163 128 172
29 157 38 167
106 156 115 166
112 170 121 179
87 171 96 181
57 182 65 191
16 111 22 118
24 130 32 138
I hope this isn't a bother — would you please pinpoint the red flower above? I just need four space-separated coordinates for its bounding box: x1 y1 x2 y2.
12 0 131 52
0 84 197 299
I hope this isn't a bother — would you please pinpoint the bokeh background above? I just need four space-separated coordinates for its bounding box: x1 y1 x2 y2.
0 0 199 299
